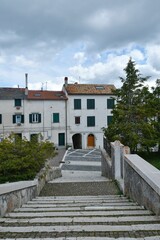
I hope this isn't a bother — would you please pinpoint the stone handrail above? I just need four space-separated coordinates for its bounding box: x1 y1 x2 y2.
102 140 160 215
0 166 62 217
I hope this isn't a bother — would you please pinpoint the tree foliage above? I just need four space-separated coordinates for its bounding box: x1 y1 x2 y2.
104 58 159 152
0 134 56 183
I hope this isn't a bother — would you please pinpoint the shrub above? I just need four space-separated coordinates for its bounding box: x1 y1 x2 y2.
0 134 56 183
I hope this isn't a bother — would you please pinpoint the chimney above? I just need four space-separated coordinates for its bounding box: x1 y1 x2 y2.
25 73 28 88
64 77 68 87
25 73 28 96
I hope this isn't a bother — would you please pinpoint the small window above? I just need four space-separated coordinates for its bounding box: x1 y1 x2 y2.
95 86 104 90
29 113 41 123
0 114 2 124
107 99 115 109
87 116 95 127
107 116 113 125
13 114 24 124
53 113 59 123
75 116 80 124
15 99 22 107
74 99 81 109
87 99 95 109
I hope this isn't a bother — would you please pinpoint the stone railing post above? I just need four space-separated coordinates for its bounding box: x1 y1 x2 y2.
111 140 121 180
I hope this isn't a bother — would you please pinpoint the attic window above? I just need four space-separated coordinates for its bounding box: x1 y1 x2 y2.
95 86 104 90
34 93 41 97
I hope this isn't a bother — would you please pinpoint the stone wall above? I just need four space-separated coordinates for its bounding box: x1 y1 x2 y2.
0 166 62 217
101 149 112 179
102 140 160 215
124 154 160 215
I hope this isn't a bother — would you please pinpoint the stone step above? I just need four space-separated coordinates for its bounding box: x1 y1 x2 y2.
1 195 160 239
2 215 160 224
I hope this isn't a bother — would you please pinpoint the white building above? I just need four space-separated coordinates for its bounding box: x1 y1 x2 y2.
63 77 116 149
0 77 115 149
0 87 67 147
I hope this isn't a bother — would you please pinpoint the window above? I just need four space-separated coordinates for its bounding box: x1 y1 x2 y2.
13 114 24 124
107 99 115 109
75 116 80 124
29 113 41 123
0 114 2 124
107 116 113 125
87 99 95 109
87 116 95 127
95 86 104 90
15 99 22 107
53 113 59 123
74 99 81 109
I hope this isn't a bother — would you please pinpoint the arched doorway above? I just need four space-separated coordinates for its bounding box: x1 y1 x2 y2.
72 133 82 149
87 134 95 148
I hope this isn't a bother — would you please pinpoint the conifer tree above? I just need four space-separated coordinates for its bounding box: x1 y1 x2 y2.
105 58 157 152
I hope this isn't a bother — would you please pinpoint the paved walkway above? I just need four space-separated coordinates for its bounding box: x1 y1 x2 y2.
41 148 119 196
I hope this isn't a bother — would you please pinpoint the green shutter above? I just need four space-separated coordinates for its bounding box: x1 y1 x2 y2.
53 113 59 123
74 99 81 109
29 114 32 123
15 99 21 107
38 114 41 123
107 99 115 109
107 116 113 125
13 115 16 123
21 115 24 123
87 99 95 109
87 116 95 127
0 114 2 124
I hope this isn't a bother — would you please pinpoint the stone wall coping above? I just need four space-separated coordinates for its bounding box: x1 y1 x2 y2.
125 154 160 195
0 180 38 196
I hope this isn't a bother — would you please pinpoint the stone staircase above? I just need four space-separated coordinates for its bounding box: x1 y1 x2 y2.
0 195 160 239
0 149 160 239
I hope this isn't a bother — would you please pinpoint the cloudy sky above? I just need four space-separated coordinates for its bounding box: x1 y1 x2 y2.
0 0 160 90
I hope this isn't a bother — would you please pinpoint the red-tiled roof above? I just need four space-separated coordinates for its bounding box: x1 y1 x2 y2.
65 84 116 95
27 90 67 100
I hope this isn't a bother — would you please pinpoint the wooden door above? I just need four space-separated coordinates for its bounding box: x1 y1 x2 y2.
87 134 95 148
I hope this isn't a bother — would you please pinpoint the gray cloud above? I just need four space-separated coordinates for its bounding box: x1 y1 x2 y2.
0 0 160 88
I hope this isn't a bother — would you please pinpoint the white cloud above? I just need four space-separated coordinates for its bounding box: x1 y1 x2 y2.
14 55 38 68
73 52 87 64
146 45 160 71
130 49 144 62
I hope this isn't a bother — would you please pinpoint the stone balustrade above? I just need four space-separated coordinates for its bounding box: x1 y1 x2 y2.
102 140 160 215
0 166 62 217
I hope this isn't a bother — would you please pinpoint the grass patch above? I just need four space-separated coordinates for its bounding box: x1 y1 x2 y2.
138 152 160 170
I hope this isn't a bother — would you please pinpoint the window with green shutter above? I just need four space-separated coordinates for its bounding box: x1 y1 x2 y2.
107 99 115 109
53 113 59 123
0 114 2 124
13 114 24 124
87 116 95 127
87 99 95 109
29 113 41 123
107 116 113 125
74 99 81 109
15 99 22 107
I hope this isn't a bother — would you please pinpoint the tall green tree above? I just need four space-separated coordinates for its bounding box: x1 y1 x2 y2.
104 58 157 152
151 79 160 152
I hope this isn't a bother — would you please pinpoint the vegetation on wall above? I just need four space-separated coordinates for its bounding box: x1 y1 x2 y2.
0 134 56 183
104 58 160 153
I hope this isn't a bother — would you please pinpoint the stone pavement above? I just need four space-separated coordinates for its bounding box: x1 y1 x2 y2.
0 148 160 239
